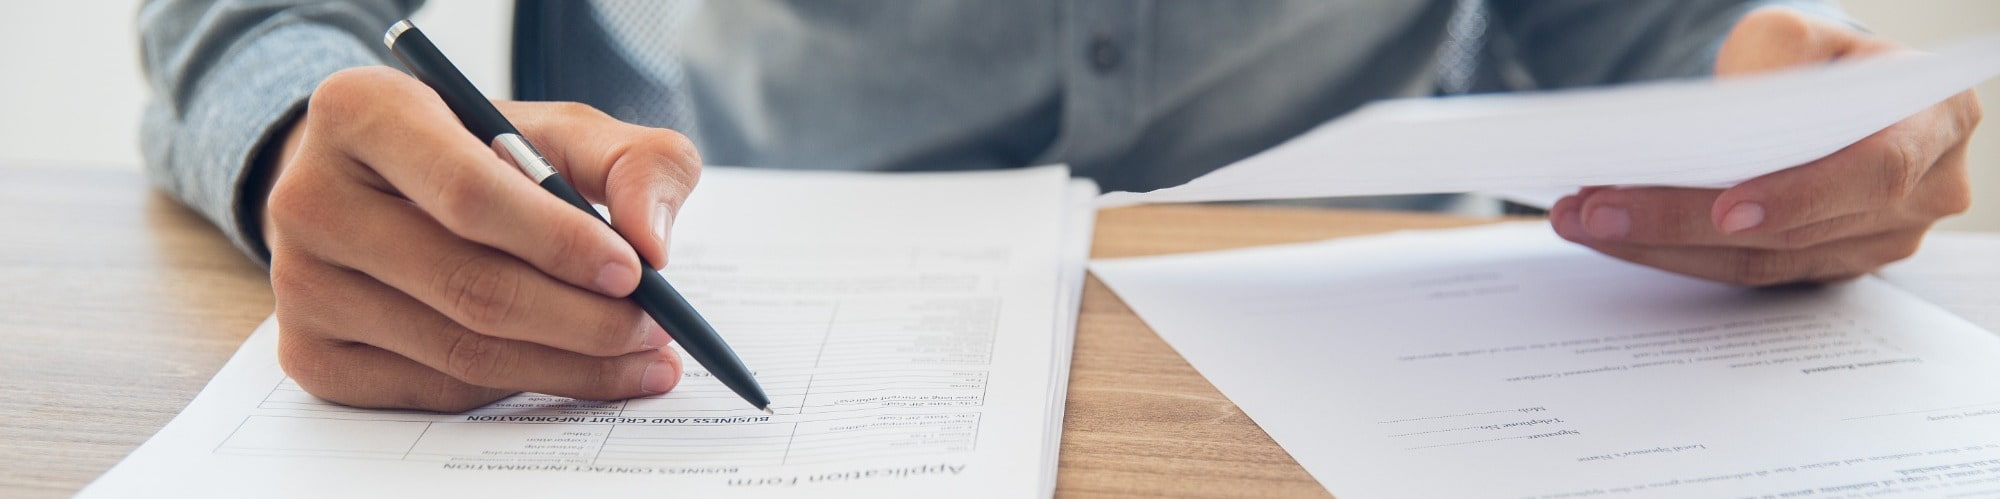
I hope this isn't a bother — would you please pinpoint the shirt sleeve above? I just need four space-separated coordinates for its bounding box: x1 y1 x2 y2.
138 0 421 263
1483 0 1856 89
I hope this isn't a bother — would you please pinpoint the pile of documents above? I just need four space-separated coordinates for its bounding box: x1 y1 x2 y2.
82 166 1097 497
1093 223 2000 497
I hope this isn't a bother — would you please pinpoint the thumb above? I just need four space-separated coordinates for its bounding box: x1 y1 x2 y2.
503 102 703 271
1715 7 1889 76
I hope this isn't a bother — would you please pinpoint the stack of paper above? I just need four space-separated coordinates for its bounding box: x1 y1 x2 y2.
82 166 1097 498
1093 223 2000 497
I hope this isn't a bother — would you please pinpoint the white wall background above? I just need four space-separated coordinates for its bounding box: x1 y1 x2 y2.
0 0 511 167
1 1 1996 231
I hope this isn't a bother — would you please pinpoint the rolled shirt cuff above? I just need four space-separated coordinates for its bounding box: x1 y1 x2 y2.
142 22 385 264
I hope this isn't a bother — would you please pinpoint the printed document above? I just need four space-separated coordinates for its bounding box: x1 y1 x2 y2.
1880 231 2000 334
81 166 1096 498
1100 33 2000 206
1093 223 2000 498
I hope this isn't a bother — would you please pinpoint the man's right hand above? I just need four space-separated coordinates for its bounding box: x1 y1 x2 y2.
259 67 703 412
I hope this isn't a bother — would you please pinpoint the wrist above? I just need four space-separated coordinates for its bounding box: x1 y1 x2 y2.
248 111 309 259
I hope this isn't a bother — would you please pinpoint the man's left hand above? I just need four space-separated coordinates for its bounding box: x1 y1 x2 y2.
1551 7 1982 286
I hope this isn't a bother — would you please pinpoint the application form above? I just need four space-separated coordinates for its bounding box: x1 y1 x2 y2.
1093 223 2000 498
1099 32 2000 206
81 166 1095 498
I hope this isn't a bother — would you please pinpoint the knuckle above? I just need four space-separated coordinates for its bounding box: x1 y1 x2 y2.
427 166 495 234
1936 182 1974 216
1774 223 1833 251
580 336 634 359
268 256 317 300
544 216 596 267
1940 187 1973 216
534 101 613 127
269 259 341 324
579 360 636 401
1881 233 1925 265
435 252 525 331
1871 139 1922 202
559 356 641 401
575 323 634 358
1812 252 1858 283
672 135 704 186
308 67 406 130
1928 167 1974 217
655 128 699 159
442 329 511 386
1731 250 1795 287
264 165 334 241
1645 214 1698 244
639 128 704 186
308 71 365 118
1772 230 1812 251
275 327 340 394
552 101 601 118
406 379 505 413
582 308 650 356
264 181 309 231
270 257 328 307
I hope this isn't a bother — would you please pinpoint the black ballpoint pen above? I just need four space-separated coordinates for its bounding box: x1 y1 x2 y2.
381 20 773 414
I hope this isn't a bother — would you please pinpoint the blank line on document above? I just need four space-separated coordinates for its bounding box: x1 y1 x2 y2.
1842 400 2000 421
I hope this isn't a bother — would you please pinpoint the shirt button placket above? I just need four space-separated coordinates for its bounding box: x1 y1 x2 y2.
1088 34 1122 73
1058 0 1147 184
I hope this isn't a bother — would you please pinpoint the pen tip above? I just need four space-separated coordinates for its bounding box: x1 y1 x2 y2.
761 406 774 415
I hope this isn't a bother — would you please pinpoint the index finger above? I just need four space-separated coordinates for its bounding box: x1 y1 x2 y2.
1713 92 1972 235
310 67 645 297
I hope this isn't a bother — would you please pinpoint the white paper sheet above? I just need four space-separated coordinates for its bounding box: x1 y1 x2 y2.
1093 223 2000 498
1037 179 1098 496
82 166 1097 498
1100 32 2000 206
1880 231 2000 334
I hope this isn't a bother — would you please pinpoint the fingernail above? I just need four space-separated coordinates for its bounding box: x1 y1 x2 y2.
641 359 680 394
653 203 671 246
1584 205 1631 240
641 324 670 349
595 262 637 295
1720 202 1765 234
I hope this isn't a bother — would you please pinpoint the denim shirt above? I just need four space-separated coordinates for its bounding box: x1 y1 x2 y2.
137 0 1846 261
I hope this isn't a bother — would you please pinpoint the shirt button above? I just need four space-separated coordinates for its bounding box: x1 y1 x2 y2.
1088 34 1122 72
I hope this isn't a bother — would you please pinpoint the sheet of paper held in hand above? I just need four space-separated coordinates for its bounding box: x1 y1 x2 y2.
80 166 1099 498
1100 32 2000 206
1092 223 2000 498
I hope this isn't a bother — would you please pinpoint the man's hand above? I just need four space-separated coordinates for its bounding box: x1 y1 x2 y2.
1550 7 1981 286
261 67 702 412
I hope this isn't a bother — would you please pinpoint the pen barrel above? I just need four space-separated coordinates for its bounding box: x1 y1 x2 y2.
384 23 519 143
633 270 773 409
538 175 773 410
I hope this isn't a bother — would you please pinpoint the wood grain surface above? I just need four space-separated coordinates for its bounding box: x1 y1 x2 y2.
0 165 1512 498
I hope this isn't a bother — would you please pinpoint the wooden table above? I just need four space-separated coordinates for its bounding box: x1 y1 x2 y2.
0 164 1511 498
